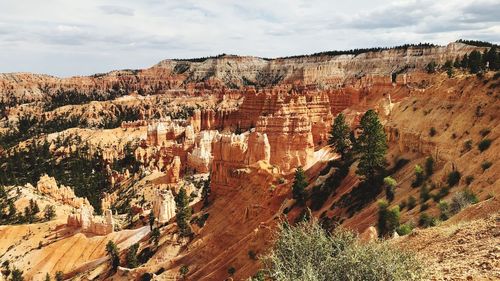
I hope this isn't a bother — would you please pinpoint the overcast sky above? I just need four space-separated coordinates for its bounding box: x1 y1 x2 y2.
0 0 499 77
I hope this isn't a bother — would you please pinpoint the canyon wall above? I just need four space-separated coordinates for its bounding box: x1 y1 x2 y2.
0 43 484 105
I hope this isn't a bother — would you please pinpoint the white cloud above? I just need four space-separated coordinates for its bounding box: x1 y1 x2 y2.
0 0 498 77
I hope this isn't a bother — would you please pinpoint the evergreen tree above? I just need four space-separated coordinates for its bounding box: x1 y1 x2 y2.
11 268 24 281
356 110 388 184
148 212 155 231
125 243 139 268
29 199 40 214
453 56 461 68
460 54 469 68
44 273 51 281
175 187 192 236
468 50 482 74
328 113 351 160
201 175 211 208
291 166 308 204
105 240 120 270
55 271 64 281
151 227 161 246
44 205 56 221
485 46 499 70
377 200 400 237
8 200 16 219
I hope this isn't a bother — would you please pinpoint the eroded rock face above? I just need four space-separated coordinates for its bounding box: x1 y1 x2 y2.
187 130 219 173
164 156 181 184
152 189 176 223
67 204 114 236
211 131 271 192
37 175 89 208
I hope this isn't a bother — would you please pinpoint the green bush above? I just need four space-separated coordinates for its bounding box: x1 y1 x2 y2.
438 200 450 221
447 171 461 187
465 175 474 185
463 140 472 152
424 156 434 178
481 161 492 171
377 200 400 237
450 189 478 214
429 127 437 137
478 139 491 152
411 165 425 188
419 203 429 212
396 224 413 236
419 184 430 203
263 220 426 281
418 213 437 228
407 196 417 210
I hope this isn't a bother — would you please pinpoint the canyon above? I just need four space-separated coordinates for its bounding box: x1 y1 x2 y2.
0 42 498 280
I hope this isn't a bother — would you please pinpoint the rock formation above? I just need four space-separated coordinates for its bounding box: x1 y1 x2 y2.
36 175 89 208
151 189 176 223
211 131 271 192
67 204 114 235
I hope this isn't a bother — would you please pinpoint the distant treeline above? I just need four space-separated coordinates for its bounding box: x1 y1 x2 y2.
455 39 499 48
170 40 498 63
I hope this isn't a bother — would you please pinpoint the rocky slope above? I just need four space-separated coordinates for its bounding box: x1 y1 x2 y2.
0 41 498 281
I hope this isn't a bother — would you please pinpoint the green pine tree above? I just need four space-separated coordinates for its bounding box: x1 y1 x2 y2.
105 240 120 270
468 50 482 74
292 166 308 204
356 110 388 184
328 113 352 160
175 187 192 236
125 243 139 268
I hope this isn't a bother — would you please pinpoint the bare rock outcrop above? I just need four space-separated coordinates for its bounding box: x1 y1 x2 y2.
67 204 114 235
211 131 271 192
36 175 89 208
152 189 176 223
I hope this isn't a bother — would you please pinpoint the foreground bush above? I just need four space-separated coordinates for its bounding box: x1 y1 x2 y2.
263 220 425 281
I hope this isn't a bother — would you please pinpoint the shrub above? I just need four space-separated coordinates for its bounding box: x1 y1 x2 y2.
479 128 491 137
248 250 257 260
140 273 153 281
419 184 430 203
420 203 429 212
384 177 397 202
465 175 474 185
418 213 437 228
481 161 492 171
11 268 24 281
450 189 478 214
429 127 437 137
411 165 425 188
55 271 64 281
228 266 236 275
377 200 400 237
432 187 450 202
438 200 450 221
407 196 417 210
478 139 491 152
399 200 407 210
263 220 425 281
463 140 472 152
424 156 434 177
396 224 413 236
447 171 461 187
179 265 189 279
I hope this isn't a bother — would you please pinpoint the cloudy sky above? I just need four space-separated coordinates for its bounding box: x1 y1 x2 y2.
0 0 499 77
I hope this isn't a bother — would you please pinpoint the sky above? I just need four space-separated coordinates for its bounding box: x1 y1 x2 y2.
0 0 499 77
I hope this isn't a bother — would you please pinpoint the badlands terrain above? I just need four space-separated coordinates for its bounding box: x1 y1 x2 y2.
0 41 499 280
